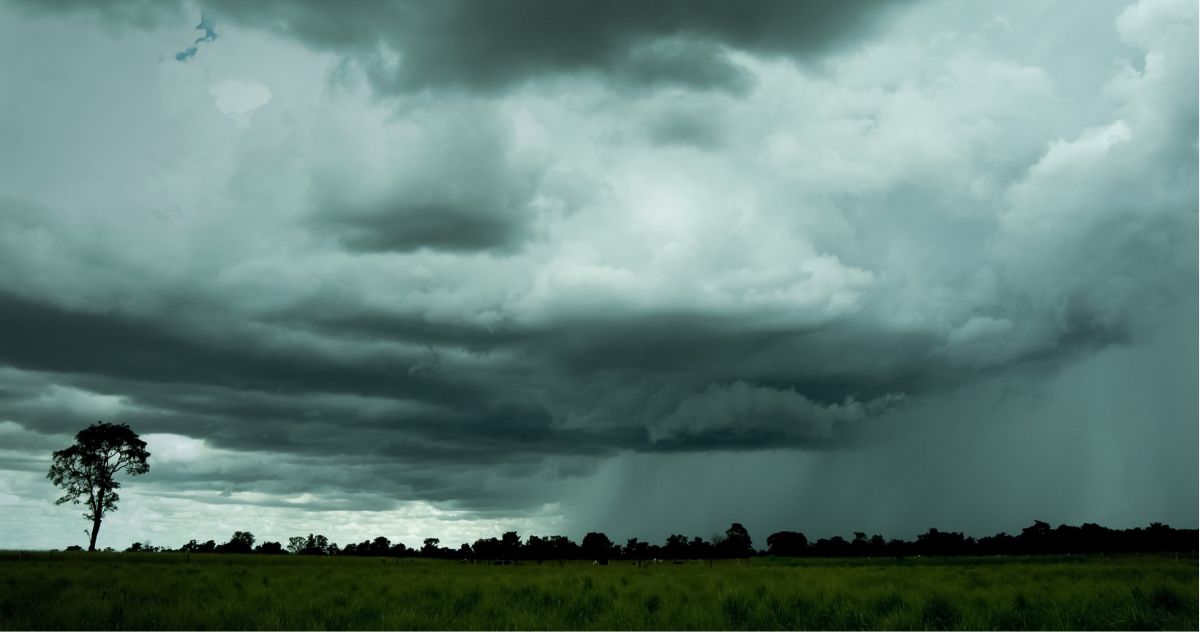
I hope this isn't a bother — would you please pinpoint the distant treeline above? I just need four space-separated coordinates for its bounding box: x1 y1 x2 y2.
90 521 1196 560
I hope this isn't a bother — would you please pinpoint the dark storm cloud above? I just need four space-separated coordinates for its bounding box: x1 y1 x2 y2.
16 0 902 92
0 420 64 454
260 306 1130 447
0 233 1172 516
612 37 753 93
0 293 619 468
0 291 487 409
2 297 803 446
273 306 915 410
272 306 523 353
523 307 1123 399
324 203 530 254
204 0 904 93
506 308 1129 454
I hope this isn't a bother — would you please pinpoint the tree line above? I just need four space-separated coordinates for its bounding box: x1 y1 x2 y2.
93 520 1196 560
45 422 1198 559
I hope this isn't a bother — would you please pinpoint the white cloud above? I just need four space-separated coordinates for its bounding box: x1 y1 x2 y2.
210 78 272 116
142 433 211 464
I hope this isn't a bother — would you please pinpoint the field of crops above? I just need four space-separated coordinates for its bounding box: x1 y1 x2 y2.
0 552 1194 630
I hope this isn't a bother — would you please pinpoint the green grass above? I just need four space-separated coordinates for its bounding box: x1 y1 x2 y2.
0 553 1194 629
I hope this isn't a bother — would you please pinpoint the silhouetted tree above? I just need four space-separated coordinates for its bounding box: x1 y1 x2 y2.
850 532 869 556
718 523 754 558
976 532 1014 556
217 531 255 554
525 535 549 562
812 536 851 557
915 528 971 556
289 534 332 555
624 538 650 562
255 541 285 555
1075 523 1108 553
472 537 501 560
1019 520 1052 554
663 534 689 559
47 422 151 552
545 535 580 560
766 531 808 556
306 534 331 555
500 531 522 560
582 532 615 563
885 538 908 558
369 536 391 556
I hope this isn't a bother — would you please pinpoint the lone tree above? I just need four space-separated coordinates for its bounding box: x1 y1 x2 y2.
47 422 150 551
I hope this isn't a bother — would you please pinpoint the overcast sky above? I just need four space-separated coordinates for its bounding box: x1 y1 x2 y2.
0 0 1195 552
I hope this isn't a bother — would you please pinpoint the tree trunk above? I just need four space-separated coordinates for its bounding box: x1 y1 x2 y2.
87 487 104 552
88 515 102 552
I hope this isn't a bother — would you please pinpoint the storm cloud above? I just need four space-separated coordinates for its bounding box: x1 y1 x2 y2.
20 0 902 93
0 0 1194 550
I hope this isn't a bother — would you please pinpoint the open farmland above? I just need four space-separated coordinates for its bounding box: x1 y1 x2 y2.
0 553 1194 630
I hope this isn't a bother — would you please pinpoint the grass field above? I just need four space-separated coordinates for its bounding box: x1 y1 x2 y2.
0 552 1194 630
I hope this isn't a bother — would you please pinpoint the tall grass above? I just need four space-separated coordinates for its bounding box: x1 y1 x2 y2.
0 553 1194 629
